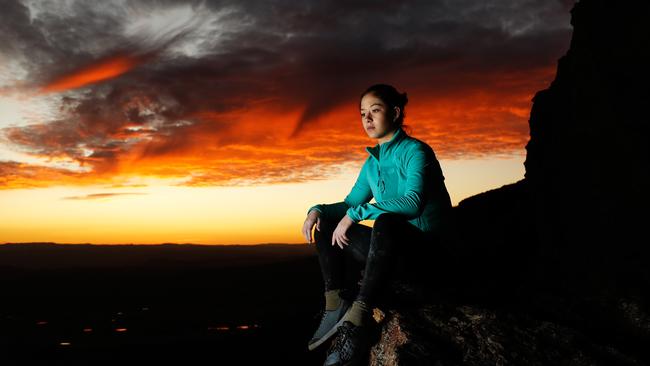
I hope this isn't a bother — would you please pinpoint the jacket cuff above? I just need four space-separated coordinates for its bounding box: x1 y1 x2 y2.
345 207 362 222
308 205 324 216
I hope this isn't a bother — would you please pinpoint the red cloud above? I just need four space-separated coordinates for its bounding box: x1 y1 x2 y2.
39 53 153 94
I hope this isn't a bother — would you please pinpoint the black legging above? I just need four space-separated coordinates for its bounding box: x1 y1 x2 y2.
314 212 435 306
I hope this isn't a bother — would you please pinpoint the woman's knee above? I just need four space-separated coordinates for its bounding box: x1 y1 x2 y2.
371 213 414 252
373 213 407 231
313 216 338 247
316 215 339 234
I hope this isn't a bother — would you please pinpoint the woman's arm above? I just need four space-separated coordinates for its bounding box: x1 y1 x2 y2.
307 158 374 220
346 145 430 221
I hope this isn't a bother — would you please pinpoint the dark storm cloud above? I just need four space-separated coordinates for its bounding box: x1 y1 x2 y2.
3 0 573 101
0 0 574 188
1 1 124 84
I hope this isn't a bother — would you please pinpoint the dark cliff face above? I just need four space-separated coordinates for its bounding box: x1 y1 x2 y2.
524 0 650 295
370 1 650 364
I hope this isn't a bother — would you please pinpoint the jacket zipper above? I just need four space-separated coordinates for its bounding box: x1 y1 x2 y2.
377 144 385 193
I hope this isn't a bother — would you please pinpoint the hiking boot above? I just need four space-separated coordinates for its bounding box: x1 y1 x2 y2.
323 321 372 366
308 299 351 351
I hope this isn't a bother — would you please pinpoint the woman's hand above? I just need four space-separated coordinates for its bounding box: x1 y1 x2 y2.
302 209 321 244
332 215 354 249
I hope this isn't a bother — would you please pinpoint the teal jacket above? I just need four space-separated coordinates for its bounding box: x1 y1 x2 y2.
308 127 452 234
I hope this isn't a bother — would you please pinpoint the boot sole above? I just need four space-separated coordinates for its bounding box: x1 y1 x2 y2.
307 312 349 351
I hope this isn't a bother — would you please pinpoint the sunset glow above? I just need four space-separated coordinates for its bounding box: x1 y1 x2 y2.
0 0 573 245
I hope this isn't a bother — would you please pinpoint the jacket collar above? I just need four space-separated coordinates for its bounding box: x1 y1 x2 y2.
365 127 406 161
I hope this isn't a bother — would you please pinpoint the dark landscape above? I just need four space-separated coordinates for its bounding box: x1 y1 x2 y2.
0 243 326 365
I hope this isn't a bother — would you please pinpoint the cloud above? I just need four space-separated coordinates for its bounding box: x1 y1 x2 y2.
0 160 89 188
62 192 146 200
0 0 574 189
39 53 152 93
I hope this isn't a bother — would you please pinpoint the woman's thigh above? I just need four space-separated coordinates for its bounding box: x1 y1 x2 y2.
344 214 432 264
319 213 433 265
369 213 437 275
372 213 431 249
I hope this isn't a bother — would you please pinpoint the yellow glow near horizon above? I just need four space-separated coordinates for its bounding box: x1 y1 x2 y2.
0 154 524 245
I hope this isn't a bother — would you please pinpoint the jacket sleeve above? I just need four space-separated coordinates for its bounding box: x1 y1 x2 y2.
346 145 429 222
307 159 374 220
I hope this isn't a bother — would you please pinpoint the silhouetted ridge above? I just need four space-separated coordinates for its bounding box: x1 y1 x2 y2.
0 243 314 269
524 0 650 294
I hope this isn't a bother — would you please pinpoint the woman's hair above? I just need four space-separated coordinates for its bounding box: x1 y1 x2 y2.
360 84 410 133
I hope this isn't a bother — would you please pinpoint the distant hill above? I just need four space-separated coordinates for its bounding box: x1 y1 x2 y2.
0 242 315 270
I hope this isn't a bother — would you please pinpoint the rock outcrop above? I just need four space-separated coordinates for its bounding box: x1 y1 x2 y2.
371 302 648 366
370 0 650 364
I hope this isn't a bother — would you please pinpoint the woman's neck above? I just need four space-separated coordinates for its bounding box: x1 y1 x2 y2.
377 128 398 145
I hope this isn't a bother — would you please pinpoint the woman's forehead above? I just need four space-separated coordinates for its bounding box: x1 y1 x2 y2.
360 94 384 108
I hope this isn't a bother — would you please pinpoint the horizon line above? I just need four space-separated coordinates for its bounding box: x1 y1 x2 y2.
1 241 307 247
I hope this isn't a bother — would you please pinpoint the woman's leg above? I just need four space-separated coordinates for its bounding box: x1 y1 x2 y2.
313 215 373 295
309 215 374 350
356 213 428 306
323 213 428 365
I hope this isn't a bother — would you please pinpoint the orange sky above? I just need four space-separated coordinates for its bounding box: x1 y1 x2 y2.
0 0 574 244
1 64 556 190
0 63 552 244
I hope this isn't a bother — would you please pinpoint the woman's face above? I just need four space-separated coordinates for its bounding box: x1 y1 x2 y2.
360 93 400 144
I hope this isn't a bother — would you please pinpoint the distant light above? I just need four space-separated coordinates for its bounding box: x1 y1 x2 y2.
141 307 150 311
36 321 48 325
83 328 93 333
117 312 123 315
115 328 128 332
59 342 72 346
235 324 260 330
207 326 229 331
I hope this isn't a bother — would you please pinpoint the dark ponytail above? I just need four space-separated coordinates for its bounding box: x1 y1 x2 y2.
360 84 410 133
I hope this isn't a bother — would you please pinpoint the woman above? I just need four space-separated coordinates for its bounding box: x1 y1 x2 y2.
302 84 452 366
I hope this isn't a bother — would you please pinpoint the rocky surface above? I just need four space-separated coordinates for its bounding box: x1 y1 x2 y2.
371 302 648 366
369 0 650 364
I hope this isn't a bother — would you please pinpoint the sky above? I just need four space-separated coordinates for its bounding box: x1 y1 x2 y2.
0 0 574 244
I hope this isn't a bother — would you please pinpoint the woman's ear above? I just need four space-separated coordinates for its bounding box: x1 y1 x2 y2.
393 106 401 122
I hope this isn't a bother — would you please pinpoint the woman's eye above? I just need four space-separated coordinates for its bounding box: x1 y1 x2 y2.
372 109 380 113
